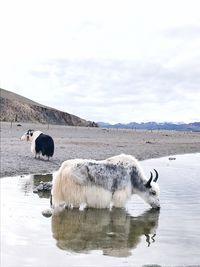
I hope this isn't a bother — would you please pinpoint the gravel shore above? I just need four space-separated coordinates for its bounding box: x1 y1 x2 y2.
1 121 200 177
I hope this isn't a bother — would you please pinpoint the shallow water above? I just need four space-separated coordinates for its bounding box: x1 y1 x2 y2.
1 153 200 267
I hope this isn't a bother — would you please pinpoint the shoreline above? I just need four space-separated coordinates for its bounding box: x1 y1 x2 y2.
1 122 200 177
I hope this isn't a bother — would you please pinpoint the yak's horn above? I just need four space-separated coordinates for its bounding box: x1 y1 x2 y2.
153 169 159 182
145 172 153 188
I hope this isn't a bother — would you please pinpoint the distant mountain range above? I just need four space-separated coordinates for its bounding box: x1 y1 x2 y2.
97 121 200 132
0 88 97 127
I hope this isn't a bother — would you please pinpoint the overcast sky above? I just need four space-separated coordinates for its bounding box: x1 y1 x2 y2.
0 0 200 123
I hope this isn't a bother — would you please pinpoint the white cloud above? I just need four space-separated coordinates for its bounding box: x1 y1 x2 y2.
0 0 200 123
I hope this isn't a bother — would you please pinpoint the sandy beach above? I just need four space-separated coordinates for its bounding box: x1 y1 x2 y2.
0 121 200 177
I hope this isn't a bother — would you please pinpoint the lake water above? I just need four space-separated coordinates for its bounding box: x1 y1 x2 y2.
1 153 200 267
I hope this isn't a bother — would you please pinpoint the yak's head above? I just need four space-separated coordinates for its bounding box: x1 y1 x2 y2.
142 169 160 209
20 129 34 141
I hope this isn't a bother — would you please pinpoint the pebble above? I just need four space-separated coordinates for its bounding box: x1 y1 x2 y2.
168 157 176 160
106 232 116 237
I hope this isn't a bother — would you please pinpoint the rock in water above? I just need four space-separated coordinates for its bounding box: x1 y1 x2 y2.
33 181 52 193
42 209 52 217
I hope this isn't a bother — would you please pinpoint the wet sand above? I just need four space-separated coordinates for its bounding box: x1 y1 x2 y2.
1 121 200 177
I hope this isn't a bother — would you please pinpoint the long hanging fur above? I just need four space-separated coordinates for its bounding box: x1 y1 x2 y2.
51 154 160 209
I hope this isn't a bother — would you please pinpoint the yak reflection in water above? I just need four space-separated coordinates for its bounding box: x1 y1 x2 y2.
51 208 160 257
20 174 160 257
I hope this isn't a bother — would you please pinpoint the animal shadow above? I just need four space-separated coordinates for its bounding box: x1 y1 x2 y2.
51 208 160 257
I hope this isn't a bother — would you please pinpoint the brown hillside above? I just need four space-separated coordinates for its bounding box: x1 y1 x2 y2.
0 88 97 127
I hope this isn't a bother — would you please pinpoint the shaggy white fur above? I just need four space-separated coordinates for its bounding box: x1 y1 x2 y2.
51 154 160 210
